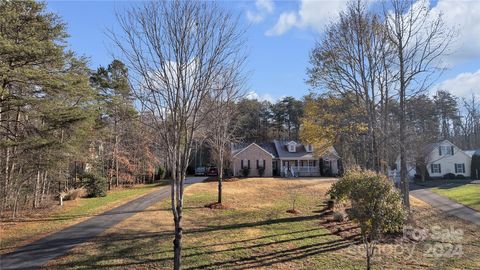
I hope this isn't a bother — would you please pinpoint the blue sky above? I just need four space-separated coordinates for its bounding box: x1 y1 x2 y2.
47 0 480 102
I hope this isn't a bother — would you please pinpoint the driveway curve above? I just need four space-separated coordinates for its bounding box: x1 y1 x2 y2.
0 177 206 270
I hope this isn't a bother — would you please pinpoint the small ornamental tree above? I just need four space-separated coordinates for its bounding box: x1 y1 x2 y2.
329 169 406 270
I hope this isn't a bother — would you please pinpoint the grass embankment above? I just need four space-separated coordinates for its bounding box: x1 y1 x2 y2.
0 183 166 254
44 178 480 270
431 184 480 211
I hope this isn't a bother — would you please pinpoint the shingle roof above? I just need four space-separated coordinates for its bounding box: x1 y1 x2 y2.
273 140 315 159
465 149 480 157
231 142 278 158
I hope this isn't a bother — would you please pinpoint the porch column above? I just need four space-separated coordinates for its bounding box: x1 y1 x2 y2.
297 160 299 177
280 160 283 177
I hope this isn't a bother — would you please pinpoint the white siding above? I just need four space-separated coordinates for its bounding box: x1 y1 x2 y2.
427 142 471 177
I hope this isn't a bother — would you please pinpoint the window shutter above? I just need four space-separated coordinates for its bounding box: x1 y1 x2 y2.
439 164 441 174
248 160 250 169
263 160 266 168
451 146 454 155
439 146 442 156
462 163 465 173
430 164 434 173
241 160 244 168
455 164 458 173
256 160 259 168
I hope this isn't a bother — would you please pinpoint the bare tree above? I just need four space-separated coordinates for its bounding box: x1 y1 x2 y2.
384 0 454 210
111 1 246 269
204 77 244 205
308 0 394 172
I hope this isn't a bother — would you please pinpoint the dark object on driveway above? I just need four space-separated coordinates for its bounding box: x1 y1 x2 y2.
206 166 218 176
195 166 207 176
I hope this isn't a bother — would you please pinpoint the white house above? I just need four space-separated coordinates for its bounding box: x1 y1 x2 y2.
396 140 472 179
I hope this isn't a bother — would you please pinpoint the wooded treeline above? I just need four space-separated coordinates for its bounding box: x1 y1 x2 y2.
0 1 161 218
301 0 478 208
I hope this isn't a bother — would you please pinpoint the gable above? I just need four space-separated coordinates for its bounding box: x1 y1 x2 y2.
232 143 275 158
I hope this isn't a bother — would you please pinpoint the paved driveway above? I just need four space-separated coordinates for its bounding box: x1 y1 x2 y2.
411 184 480 226
0 177 206 270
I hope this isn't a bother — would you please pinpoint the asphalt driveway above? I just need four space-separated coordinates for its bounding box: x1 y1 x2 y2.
0 177 206 270
411 184 480 226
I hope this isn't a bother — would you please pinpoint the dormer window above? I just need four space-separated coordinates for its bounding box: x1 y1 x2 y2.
287 141 296 152
439 145 453 156
306 144 313 152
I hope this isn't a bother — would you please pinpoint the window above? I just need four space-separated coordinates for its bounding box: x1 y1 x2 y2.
455 163 465 174
431 164 441 174
308 160 316 167
288 144 296 152
306 144 313 152
439 146 453 156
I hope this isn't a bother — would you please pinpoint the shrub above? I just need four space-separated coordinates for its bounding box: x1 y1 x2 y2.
328 169 406 270
443 173 455 180
455 174 466 179
257 166 265 177
81 173 107 197
241 166 250 178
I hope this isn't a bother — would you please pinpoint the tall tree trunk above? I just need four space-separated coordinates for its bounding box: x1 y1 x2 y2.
399 48 410 210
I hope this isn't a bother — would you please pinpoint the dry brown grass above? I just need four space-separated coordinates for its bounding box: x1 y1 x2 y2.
41 178 480 270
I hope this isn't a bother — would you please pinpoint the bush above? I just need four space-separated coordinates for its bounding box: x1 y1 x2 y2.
257 166 265 177
455 174 466 179
328 169 406 270
241 166 250 178
443 173 455 180
81 173 107 197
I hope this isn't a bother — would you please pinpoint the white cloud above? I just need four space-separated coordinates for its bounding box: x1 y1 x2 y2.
246 91 276 103
434 70 480 99
246 0 275 24
266 11 298 36
267 0 480 63
266 0 349 36
256 0 274 13
429 0 480 64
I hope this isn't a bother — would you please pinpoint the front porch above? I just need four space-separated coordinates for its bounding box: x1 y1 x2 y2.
275 158 339 177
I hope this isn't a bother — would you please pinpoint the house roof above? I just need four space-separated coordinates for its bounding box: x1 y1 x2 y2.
273 140 339 159
465 149 480 157
232 140 339 160
232 142 278 158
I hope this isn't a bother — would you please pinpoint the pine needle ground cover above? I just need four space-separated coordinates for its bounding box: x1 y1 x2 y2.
44 179 480 270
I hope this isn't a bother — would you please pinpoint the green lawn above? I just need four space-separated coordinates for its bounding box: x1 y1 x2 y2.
44 179 480 270
0 183 166 254
431 184 480 211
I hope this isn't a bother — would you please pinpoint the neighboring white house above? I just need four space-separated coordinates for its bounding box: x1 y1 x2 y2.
396 140 472 179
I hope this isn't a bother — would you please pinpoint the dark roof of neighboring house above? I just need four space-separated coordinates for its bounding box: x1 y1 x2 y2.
465 149 480 157
232 142 278 158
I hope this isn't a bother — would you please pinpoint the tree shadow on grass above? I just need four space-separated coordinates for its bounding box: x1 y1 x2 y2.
45 208 359 270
